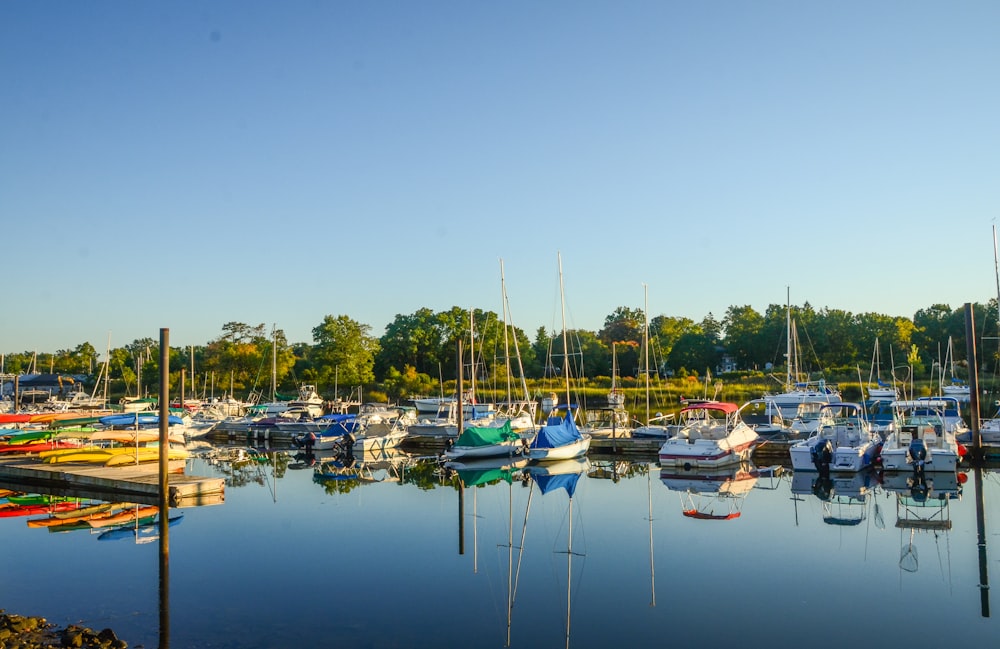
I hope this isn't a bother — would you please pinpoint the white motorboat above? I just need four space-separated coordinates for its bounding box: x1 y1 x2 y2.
657 401 758 469
879 399 966 472
789 402 882 472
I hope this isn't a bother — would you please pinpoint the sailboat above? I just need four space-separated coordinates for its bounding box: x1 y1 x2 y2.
580 341 631 439
607 342 625 409
940 336 970 402
866 337 899 400
632 285 677 439
527 254 591 462
492 258 539 434
764 289 842 416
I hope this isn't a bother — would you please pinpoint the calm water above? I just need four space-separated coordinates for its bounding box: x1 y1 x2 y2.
2 446 999 649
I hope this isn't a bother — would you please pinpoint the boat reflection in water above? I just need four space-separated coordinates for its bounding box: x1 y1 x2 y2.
881 469 964 578
3 443 999 648
790 468 879 527
659 461 762 521
526 457 589 649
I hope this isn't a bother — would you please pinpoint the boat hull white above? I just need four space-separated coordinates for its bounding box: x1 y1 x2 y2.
657 438 756 469
526 435 591 462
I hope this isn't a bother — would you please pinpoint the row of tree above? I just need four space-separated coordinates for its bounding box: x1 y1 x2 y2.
3 300 998 403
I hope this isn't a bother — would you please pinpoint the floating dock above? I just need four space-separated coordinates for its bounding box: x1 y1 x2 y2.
0 458 225 508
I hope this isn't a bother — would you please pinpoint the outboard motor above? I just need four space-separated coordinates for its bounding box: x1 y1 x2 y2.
812 475 834 501
907 437 928 475
908 474 930 503
810 439 834 473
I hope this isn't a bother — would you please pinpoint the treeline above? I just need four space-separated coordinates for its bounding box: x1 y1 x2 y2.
4 300 999 402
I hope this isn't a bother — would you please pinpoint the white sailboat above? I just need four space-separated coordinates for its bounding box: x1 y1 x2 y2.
527 254 591 462
940 336 970 402
632 285 677 439
764 288 841 416
866 337 899 400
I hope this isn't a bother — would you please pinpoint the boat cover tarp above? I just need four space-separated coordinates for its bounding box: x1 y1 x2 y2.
456 467 516 487
454 420 518 448
533 471 581 498
530 414 582 450
318 413 357 423
318 418 361 435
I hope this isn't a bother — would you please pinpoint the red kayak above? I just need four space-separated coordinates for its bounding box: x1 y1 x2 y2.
0 501 82 518
0 413 33 424
0 440 82 454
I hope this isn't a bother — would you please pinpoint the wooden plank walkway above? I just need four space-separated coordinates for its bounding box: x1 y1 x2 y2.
0 457 225 508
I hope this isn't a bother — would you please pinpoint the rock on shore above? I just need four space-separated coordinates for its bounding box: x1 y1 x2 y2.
0 611 127 649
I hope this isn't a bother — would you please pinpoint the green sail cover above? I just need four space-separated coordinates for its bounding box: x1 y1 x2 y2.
454 420 518 448
456 467 515 487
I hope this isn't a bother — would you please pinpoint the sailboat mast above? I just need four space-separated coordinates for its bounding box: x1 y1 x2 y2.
558 253 571 408
501 261 531 403
565 496 573 649
500 260 514 404
469 308 476 404
994 224 1000 333
643 283 650 424
270 325 277 402
785 286 792 388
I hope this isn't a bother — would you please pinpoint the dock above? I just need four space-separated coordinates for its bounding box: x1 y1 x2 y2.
0 458 225 508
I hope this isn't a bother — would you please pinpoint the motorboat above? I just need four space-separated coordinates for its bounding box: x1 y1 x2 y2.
788 402 882 473
879 399 966 473
657 401 758 469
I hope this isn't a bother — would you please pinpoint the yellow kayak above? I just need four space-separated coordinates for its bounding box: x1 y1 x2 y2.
104 447 190 467
40 446 188 465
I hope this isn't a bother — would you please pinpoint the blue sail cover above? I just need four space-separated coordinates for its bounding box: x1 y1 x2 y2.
532 471 581 497
529 413 582 450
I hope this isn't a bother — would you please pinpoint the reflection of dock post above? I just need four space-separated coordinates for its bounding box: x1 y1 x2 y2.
158 328 171 647
975 466 990 617
458 486 465 556
457 338 465 556
966 305 990 616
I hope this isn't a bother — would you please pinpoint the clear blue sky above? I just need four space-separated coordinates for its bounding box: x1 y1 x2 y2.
3 1 999 356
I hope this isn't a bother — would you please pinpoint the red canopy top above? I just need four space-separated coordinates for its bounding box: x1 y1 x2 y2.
679 401 738 415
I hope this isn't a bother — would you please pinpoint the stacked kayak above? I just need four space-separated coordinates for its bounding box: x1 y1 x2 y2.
39 445 190 466
0 439 82 454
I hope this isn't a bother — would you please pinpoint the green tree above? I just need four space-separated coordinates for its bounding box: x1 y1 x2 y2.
721 305 765 370
311 315 380 388
377 308 446 378
648 315 697 375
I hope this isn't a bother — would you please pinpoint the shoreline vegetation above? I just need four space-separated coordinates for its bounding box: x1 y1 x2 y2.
3 300 996 419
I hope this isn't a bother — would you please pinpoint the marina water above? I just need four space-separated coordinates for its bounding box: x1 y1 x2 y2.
1 448 998 649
